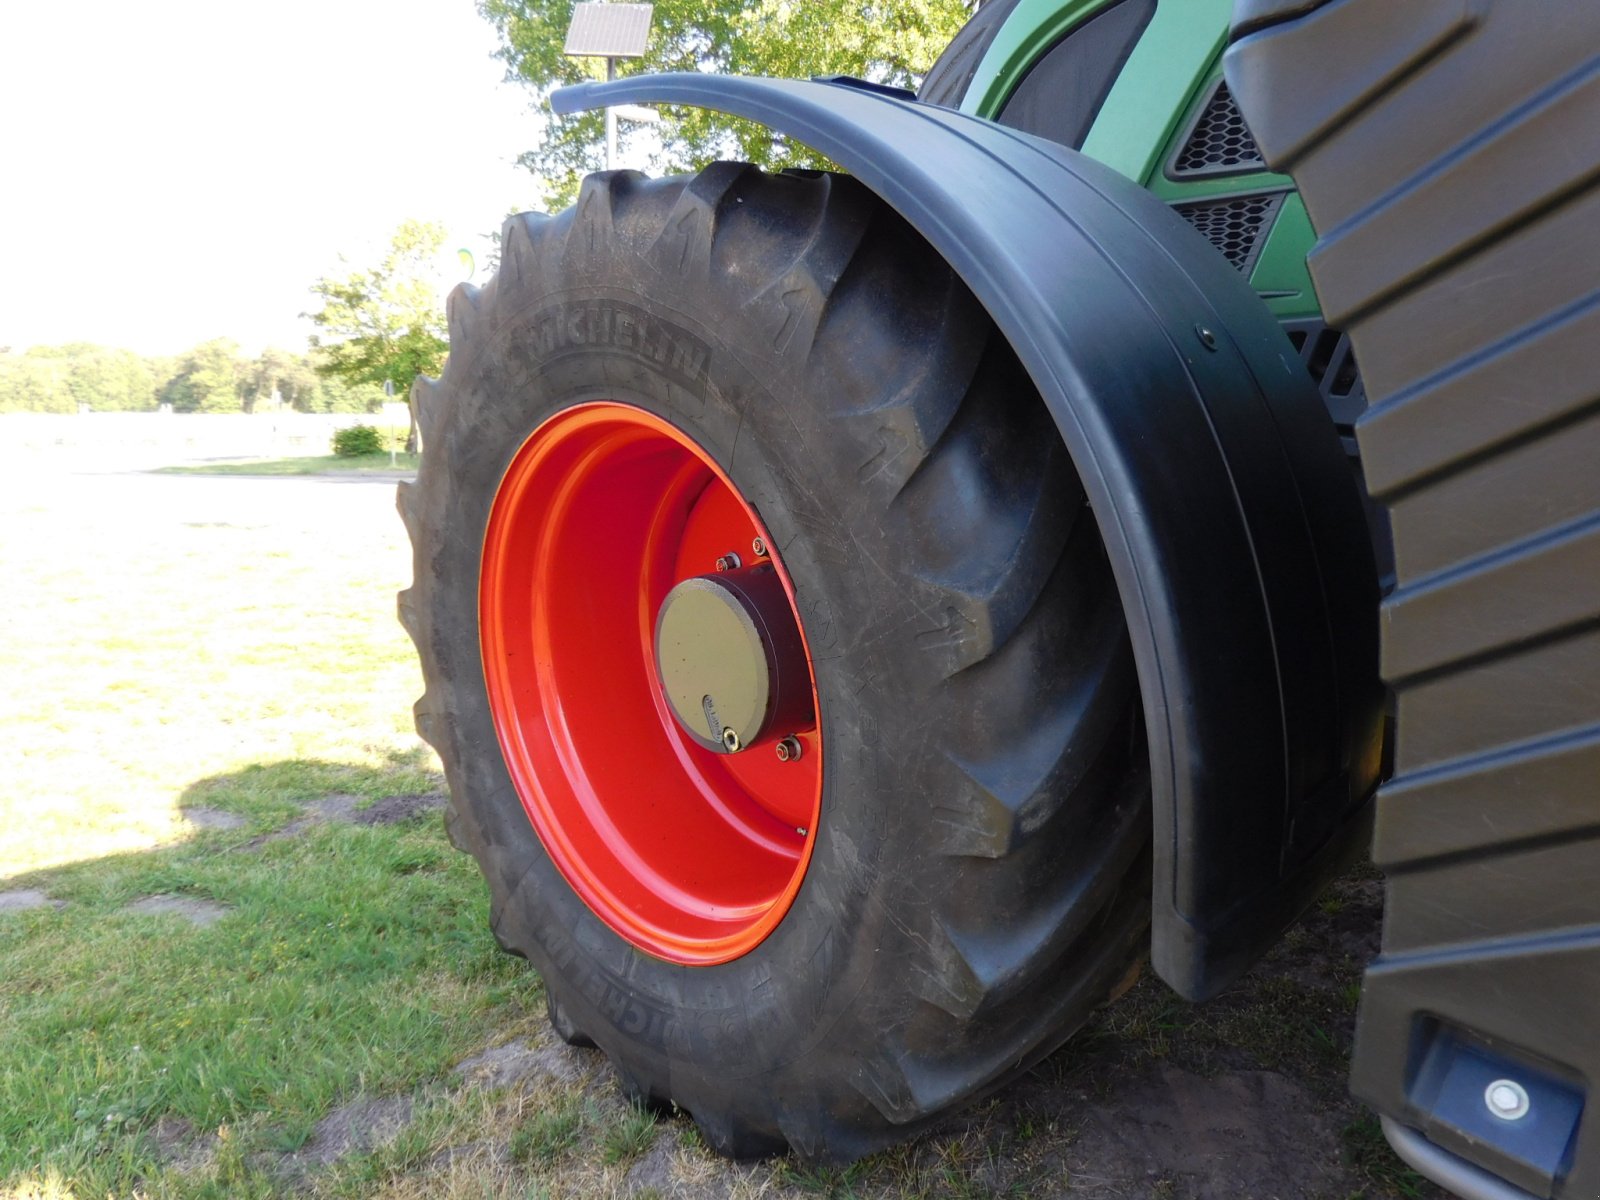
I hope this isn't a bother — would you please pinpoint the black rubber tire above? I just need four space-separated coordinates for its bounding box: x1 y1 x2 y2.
399 162 1151 1163
918 0 1024 107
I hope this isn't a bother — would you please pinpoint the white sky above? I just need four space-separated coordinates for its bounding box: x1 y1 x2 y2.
1 0 543 356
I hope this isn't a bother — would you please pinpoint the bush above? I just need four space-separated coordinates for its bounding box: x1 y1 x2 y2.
332 424 385 457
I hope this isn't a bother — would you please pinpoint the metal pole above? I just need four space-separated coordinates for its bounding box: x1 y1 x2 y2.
605 56 618 169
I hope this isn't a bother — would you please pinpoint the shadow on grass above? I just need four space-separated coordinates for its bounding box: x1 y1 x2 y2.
174 745 444 833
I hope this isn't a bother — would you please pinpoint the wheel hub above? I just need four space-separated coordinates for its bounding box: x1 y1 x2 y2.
655 565 812 754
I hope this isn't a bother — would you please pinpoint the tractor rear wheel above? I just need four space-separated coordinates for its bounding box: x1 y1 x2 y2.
399 163 1151 1161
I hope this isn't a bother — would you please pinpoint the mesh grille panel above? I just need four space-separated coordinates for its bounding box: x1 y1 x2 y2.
1174 82 1265 175
1174 193 1284 275
1285 320 1368 427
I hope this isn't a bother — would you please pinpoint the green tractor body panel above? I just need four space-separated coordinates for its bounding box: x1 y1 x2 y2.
963 0 1321 324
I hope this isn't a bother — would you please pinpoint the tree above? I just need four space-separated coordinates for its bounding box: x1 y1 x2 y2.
159 339 244 413
0 350 72 413
65 344 157 411
310 370 388 415
306 219 450 450
479 0 970 210
241 348 322 413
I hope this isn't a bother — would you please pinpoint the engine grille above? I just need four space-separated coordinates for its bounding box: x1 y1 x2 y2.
1172 81 1266 176
1285 320 1368 429
1173 193 1284 275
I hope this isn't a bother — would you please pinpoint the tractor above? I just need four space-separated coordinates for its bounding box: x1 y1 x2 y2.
399 1 1600 1194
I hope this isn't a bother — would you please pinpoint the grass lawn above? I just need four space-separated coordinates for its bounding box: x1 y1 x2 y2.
0 467 1433 1200
156 453 420 477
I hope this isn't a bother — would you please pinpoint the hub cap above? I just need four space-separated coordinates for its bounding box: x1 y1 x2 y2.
479 402 823 964
655 564 813 754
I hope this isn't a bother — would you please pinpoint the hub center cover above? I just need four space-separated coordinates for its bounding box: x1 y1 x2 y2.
654 565 810 753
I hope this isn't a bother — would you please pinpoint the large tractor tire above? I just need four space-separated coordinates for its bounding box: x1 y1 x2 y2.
399 163 1150 1162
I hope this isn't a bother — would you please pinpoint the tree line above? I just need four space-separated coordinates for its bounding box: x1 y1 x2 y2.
0 340 387 416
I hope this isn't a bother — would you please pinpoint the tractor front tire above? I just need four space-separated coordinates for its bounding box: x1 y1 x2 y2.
399 163 1150 1162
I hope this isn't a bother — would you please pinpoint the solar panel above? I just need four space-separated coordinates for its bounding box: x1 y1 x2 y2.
564 4 654 58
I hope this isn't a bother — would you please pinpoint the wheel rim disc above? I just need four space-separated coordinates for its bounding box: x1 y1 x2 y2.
479 402 823 964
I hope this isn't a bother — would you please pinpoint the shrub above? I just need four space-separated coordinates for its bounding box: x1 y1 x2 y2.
332 424 385 457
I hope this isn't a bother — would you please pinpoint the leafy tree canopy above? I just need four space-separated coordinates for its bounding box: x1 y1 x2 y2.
160 338 245 414
480 0 971 209
305 219 451 448
306 219 450 395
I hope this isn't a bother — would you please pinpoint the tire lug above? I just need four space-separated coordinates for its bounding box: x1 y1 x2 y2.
714 553 741 572
775 735 803 763
721 728 742 753
751 536 767 557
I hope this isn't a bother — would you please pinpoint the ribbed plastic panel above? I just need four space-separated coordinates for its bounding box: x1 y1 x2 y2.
1230 1 1600 1196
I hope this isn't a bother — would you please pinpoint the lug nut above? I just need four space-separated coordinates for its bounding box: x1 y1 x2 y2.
714 553 741 572
751 536 767 557
775 736 803 763
721 728 742 753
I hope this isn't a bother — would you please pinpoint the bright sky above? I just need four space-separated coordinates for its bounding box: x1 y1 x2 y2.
1 0 543 356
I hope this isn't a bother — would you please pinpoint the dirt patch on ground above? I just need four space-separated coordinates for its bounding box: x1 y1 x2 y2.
351 792 447 826
287 1094 416 1168
0 889 64 912
182 806 247 832
150 1115 219 1173
454 1036 588 1091
124 894 230 927
307 793 363 822
240 792 447 850
1060 1067 1347 1198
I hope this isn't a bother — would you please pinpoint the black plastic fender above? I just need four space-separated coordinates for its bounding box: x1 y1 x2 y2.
551 74 1383 1001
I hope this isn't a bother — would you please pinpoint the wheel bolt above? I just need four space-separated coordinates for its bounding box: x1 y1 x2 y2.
775 735 803 763
1485 1079 1530 1121
714 553 741 572
721 728 742 753
751 536 767 557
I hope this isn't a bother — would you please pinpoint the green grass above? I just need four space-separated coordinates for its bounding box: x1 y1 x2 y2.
0 778 524 1191
508 1099 587 1167
156 452 420 477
